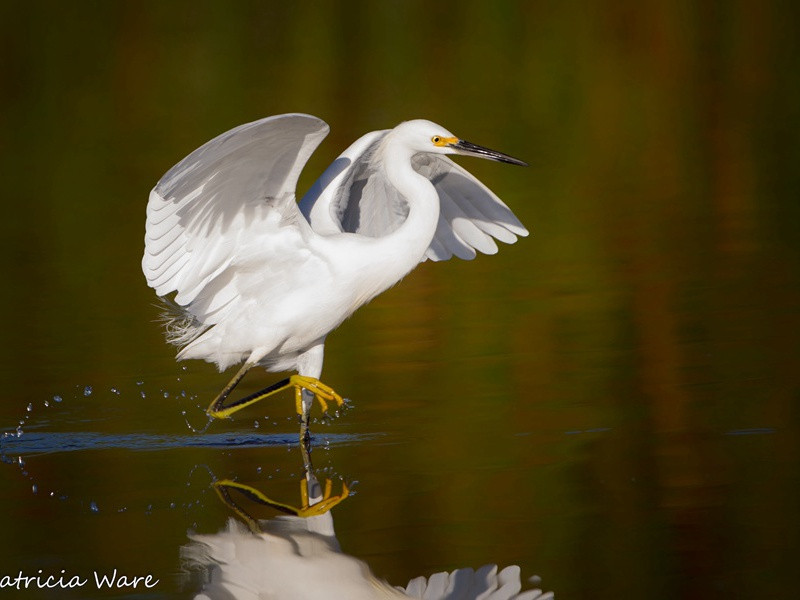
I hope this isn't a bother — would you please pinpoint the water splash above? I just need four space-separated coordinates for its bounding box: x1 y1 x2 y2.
0 368 362 519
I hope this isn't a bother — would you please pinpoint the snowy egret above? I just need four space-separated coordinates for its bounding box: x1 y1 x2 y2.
143 114 527 427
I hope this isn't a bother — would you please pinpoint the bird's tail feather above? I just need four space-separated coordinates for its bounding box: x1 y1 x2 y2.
155 297 209 349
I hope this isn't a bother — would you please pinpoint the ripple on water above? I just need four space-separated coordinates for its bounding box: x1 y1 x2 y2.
0 431 379 456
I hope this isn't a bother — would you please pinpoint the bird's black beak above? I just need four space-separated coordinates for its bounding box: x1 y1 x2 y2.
450 139 528 166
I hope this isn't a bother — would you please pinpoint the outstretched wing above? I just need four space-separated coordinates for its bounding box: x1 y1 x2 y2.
414 154 528 261
299 134 527 261
143 114 329 307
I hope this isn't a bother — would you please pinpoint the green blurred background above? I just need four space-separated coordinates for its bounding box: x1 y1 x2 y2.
1 1 799 598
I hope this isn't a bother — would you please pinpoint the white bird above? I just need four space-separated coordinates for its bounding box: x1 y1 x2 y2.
143 114 527 427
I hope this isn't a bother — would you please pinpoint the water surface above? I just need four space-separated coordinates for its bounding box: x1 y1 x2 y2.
1 2 799 599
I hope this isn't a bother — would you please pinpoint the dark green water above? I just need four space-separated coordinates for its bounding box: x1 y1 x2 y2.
1 2 799 598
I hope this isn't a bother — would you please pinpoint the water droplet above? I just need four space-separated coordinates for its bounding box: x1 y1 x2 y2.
26 403 32 412
170 502 176 509
111 387 120 395
256 466 262 473
136 381 144 386
31 484 37 494
254 420 260 429
140 391 146 399
89 501 99 513
163 391 170 399
43 400 49 408
83 386 93 397
53 395 63 403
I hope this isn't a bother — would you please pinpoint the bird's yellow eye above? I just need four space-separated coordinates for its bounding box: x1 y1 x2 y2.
431 135 458 147
432 135 457 147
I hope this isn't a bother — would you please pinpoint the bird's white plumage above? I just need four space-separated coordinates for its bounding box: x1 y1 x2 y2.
143 114 527 375
144 114 329 305
144 115 336 370
415 154 528 261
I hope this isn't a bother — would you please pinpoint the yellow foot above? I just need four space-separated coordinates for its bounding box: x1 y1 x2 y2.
213 478 350 527
291 375 344 416
297 478 350 517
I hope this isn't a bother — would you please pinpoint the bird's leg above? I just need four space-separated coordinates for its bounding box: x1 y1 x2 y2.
300 413 314 472
206 361 255 418
299 387 313 452
207 375 294 419
206 370 343 419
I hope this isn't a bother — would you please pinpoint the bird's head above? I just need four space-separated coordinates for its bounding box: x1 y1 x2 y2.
395 119 528 166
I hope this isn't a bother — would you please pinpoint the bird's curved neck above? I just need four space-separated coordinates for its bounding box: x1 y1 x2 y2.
333 137 440 306
377 138 440 268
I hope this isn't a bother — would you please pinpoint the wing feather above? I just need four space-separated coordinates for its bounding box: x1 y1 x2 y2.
415 154 528 262
142 114 329 308
303 130 411 239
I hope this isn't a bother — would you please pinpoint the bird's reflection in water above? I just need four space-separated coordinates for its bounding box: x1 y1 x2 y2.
182 445 553 599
